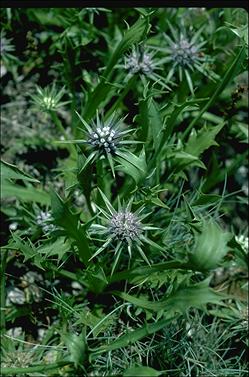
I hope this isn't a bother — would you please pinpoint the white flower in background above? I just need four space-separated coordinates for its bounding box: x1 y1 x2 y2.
7 287 25 305
235 234 248 254
36 211 56 233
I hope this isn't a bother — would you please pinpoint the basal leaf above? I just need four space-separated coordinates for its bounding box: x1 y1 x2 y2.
1 182 50 205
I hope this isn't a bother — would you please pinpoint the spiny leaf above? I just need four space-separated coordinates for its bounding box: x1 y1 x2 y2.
1 160 40 183
91 315 175 358
113 278 226 313
185 122 225 157
115 149 147 184
1 182 50 205
189 220 232 270
83 17 150 120
183 45 246 137
50 190 92 265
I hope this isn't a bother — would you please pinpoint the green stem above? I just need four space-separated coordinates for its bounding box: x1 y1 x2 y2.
50 111 75 155
104 75 137 120
182 45 246 140
46 263 87 287
85 193 94 217
50 111 69 140
96 159 105 204
0 249 8 332
1 361 73 375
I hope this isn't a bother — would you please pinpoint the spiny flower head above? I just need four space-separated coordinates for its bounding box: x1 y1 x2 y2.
155 22 216 94
30 83 69 112
87 122 118 154
89 190 164 274
62 111 139 177
123 45 172 91
109 210 142 241
170 38 200 67
125 46 155 75
36 210 56 233
76 111 136 157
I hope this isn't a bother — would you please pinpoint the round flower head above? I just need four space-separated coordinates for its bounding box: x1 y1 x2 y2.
109 211 142 242
62 111 139 177
171 39 200 67
30 83 70 112
153 22 216 94
87 122 119 155
125 46 155 75
89 190 164 275
123 45 171 91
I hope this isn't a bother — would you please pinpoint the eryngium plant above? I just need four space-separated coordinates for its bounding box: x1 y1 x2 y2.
156 23 214 93
124 45 171 90
62 111 139 175
89 190 162 274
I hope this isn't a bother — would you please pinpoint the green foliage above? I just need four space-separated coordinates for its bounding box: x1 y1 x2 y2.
50 190 92 265
1 7 248 377
189 220 231 270
123 366 163 376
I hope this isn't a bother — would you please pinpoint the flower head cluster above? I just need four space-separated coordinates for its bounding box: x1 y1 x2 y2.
158 23 214 93
87 123 118 154
170 39 200 67
89 190 163 274
123 45 171 91
125 46 155 75
65 111 138 176
109 210 142 241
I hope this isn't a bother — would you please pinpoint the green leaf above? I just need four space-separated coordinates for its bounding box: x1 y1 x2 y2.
193 193 221 206
189 220 231 270
0 160 39 183
85 264 108 294
50 190 92 265
115 149 147 184
137 97 163 151
183 45 246 138
0 160 49 205
1 182 50 205
62 331 86 367
11 233 44 270
83 17 150 120
171 151 206 172
91 315 175 358
37 237 71 262
123 366 162 376
185 122 225 157
109 260 195 284
150 197 169 209
113 278 225 313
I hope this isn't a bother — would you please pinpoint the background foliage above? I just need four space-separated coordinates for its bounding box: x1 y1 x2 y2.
0 7 248 377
